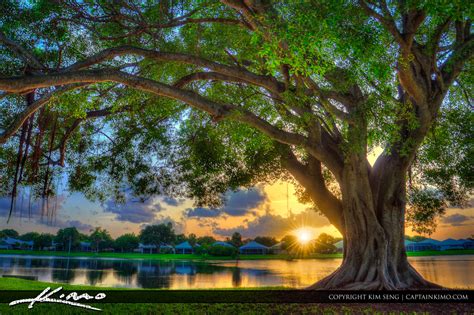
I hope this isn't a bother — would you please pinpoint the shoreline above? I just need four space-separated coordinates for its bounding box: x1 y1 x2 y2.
0 249 473 261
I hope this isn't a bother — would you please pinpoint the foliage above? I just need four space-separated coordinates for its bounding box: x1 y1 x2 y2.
113 233 139 252
187 233 197 246
207 245 238 257
139 223 176 248
312 233 337 254
0 1 471 261
228 232 243 248
406 189 447 235
280 235 297 250
35 233 55 250
405 235 428 242
196 236 216 246
89 227 113 251
19 232 40 242
54 227 80 251
0 229 19 238
254 236 278 247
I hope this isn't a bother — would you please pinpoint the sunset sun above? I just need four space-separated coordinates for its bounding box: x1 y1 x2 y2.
295 228 313 245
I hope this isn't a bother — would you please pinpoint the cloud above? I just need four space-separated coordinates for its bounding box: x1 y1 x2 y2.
162 196 184 207
213 208 331 238
53 219 94 232
441 213 473 226
221 188 266 216
104 195 163 223
185 207 221 218
184 188 267 219
0 195 94 232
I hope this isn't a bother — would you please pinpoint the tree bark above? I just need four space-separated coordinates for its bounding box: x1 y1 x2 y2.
307 156 442 290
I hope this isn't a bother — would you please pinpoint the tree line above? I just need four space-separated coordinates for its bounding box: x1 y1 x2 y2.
1 224 345 254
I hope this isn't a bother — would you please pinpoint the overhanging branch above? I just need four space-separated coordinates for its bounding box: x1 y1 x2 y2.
0 70 303 148
62 45 285 93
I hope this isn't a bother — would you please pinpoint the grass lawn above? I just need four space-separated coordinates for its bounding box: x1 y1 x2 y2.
1 249 472 261
0 278 471 314
0 278 286 291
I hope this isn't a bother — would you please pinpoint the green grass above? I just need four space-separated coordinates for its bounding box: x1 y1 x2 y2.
406 249 474 256
0 303 426 315
0 277 126 290
0 278 470 314
1 249 472 261
0 278 286 291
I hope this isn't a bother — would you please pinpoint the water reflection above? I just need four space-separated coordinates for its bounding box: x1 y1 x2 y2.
0 255 472 289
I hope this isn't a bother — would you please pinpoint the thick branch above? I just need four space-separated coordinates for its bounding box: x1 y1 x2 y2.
358 1 404 45
150 17 251 30
62 45 285 93
0 84 87 144
0 70 303 148
0 31 46 70
280 147 343 233
173 72 250 88
441 35 474 87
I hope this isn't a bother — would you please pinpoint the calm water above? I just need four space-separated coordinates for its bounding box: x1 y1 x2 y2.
0 255 472 289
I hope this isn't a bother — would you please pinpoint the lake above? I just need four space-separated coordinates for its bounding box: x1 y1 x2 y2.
0 255 472 289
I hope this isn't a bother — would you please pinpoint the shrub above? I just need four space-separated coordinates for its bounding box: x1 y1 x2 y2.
208 245 237 257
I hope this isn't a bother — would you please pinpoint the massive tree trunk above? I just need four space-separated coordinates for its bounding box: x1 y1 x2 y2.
308 155 441 290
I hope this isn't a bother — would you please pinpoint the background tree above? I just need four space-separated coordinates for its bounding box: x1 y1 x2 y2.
313 233 337 254
89 227 113 252
197 236 216 246
254 236 278 247
19 232 40 249
187 233 197 246
139 223 175 252
35 233 54 250
228 232 243 248
0 229 19 238
19 232 40 241
280 235 297 251
175 233 187 244
405 235 428 242
55 227 80 251
0 0 472 289
114 233 139 252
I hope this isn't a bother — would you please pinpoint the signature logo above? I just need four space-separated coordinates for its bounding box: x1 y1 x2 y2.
9 286 106 311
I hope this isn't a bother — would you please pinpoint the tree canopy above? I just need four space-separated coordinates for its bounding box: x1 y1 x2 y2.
0 1 472 238
139 222 175 247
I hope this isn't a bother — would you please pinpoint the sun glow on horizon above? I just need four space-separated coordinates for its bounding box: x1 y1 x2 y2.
294 227 313 245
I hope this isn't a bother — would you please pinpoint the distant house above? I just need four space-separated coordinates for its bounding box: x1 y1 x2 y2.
464 239 474 249
160 244 175 254
270 242 286 254
211 241 234 248
439 238 466 251
403 240 433 252
138 243 174 254
175 241 196 254
415 238 442 251
0 237 33 250
49 241 63 251
138 243 156 254
80 241 92 252
239 241 269 255
334 240 344 253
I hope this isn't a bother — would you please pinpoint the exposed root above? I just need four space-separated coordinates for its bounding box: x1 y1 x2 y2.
307 262 444 290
